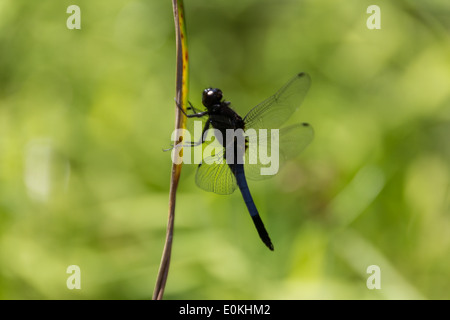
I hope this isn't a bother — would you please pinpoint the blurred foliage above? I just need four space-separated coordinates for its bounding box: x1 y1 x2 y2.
0 0 449 299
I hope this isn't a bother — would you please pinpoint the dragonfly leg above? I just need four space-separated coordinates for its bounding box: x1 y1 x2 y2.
174 98 208 118
187 101 201 114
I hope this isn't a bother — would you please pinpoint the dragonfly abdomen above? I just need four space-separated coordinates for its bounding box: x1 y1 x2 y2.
232 163 274 251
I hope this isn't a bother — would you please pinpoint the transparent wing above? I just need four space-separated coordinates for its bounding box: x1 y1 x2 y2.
244 123 314 180
195 150 237 195
244 73 311 130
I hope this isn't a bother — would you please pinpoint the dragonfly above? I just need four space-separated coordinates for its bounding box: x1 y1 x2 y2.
174 72 313 251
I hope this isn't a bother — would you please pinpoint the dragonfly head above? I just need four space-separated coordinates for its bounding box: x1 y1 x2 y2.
202 88 223 109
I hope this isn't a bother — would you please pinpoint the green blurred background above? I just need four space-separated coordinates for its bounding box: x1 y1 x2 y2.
0 0 449 299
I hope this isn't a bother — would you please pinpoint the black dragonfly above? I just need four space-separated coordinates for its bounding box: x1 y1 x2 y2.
174 72 313 250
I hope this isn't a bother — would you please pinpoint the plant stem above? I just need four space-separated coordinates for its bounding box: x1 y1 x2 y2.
152 0 188 300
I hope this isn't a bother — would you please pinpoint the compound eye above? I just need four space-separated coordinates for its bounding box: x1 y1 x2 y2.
202 88 223 107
